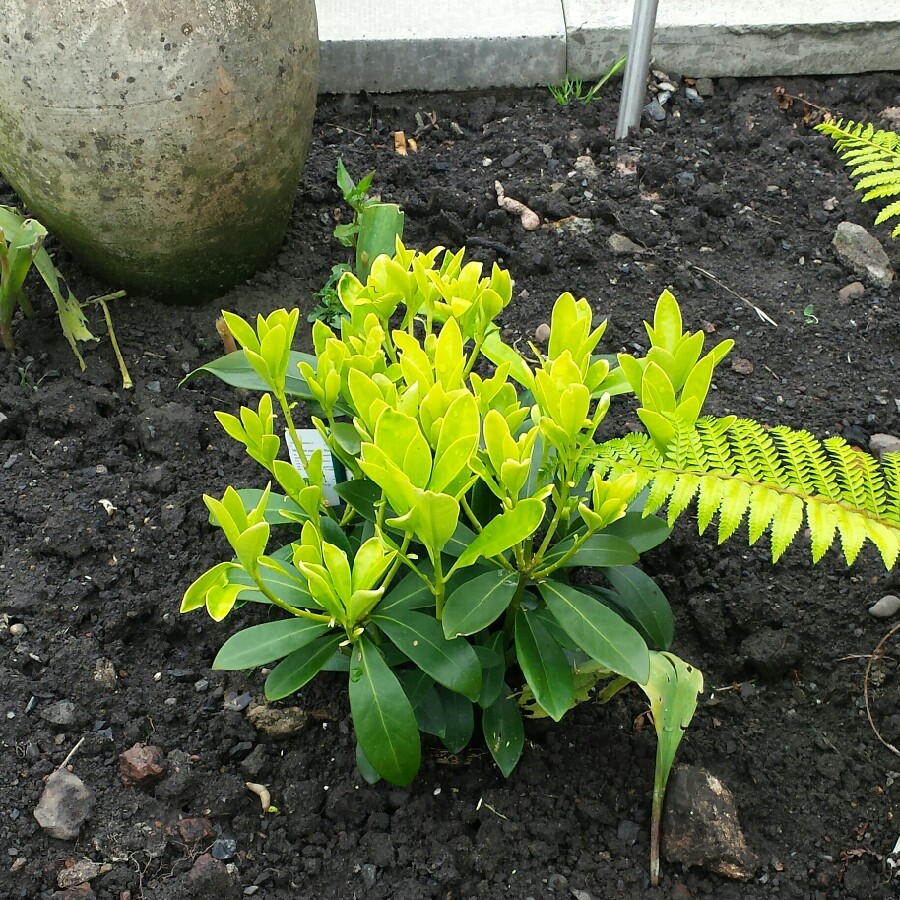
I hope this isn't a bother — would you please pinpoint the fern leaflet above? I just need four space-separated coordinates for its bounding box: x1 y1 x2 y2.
595 417 900 569
816 118 900 238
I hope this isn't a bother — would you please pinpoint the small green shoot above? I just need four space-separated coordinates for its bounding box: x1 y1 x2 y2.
803 304 818 325
549 56 626 106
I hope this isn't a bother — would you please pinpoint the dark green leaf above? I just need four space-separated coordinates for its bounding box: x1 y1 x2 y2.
539 581 649 684
349 636 421 786
321 648 351 671
399 670 435 709
435 686 475 753
335 479 382 521
599 565 674 649
320 515 352 557
514 609 574 721
180 350 315 397
264 633 343 700
476 633 507 709
213 618 328 670
482 682 524 777
412 685 446 737
542 533 638 569
372 608 481 700
356 743 382 784
329 421 362 457
601 512 672 554
442 570 519 639
378 570 434 613
443 521 479 558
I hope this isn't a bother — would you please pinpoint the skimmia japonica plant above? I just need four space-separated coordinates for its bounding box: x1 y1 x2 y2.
182 239 900 883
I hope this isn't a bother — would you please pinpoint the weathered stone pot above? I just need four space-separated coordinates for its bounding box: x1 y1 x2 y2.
0 1 319 300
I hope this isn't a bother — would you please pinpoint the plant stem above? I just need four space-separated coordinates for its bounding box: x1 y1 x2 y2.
93 291 132 389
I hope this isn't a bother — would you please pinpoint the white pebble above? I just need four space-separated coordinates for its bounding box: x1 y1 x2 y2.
869 595 900 618
535 323 551 343
9 623 27 637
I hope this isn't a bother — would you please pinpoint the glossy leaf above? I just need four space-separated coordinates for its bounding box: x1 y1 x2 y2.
181 349 315 397
539 581 649 684
436 686 475 753
264 633 343 700
378 570 434 613
371 607 482 700
442 570 519 639
603 565 674 650
482 682 524 777
454 499 545 569
541 533 638 569
514 608 574 722
601 512 672 554
348 635 421 786
213 618 328 670
475 635 506 708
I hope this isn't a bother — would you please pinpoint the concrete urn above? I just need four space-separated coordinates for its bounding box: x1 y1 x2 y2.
0 1 319 300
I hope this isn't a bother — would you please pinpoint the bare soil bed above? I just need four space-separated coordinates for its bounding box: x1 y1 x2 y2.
2 72 900 899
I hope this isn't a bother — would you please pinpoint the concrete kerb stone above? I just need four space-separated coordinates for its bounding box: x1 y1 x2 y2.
563 0 900 79
317 0 567 93
316 0 900 94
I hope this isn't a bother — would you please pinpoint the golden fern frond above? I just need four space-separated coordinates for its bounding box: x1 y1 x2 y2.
816 118 900 238
595 417 900 569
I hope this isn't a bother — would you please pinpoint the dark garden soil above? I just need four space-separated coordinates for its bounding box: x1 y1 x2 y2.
2 72 900 900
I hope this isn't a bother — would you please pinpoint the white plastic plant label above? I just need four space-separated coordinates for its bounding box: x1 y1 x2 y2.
285 429 346 507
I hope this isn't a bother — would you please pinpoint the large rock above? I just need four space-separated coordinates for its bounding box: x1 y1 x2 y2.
662 765 758 880
831 222 894 288
34 769 95 840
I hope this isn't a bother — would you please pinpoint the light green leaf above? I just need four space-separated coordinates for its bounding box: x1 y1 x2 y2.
454 499 545 570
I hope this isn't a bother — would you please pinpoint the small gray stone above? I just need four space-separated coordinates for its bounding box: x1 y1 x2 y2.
695 77 715 97
34 769 95 840
57 858 101 888
869 595 900 618
41 701 76 727
675 172 696 190
645 99 666 122
832 222 894 288
662 765 757 880
360 863 378 890
838 281 865 301
870 433 900 461
211 836 237 860
608 233 645 256
617 819 642 846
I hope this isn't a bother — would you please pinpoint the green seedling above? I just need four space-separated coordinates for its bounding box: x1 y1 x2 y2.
0 206 132 388
549 56 626 106
803 304 818 325
183 239 900 884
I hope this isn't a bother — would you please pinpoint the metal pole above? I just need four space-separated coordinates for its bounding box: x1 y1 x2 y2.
615 0 659 140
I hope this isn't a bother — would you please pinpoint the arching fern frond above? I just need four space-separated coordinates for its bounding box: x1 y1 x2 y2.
816 118 900 238
595 417 900 569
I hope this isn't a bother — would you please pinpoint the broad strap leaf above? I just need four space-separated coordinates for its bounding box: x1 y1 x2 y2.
442 570 519 639
264 633 343 701
348 635 421 786
213 618 329 670
538 581 650 685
